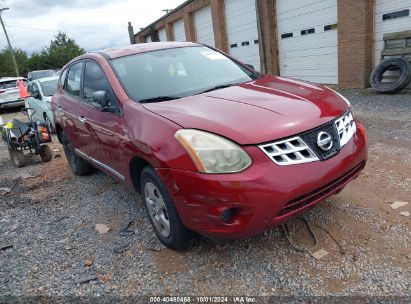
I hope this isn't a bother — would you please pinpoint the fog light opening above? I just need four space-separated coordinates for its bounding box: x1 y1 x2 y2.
221 208 235 224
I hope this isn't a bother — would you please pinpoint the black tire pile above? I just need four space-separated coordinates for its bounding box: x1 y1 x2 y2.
370 58 411 94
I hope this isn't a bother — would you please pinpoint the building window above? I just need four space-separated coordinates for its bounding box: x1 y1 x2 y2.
383 9 410 21
230 43 238 48
301 28 315 35
241 41 250 46
324 24 338 31
281 33 293 39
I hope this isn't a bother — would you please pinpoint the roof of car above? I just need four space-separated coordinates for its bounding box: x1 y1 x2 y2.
0 77 25 83
97 41 199 59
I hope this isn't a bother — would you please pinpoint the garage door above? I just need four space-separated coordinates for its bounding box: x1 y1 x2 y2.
145 35 152 43
158 28 167 42
276 0 338 84
194 5 215 47
375 0 411 66
225 0 261 71
173 19 186 41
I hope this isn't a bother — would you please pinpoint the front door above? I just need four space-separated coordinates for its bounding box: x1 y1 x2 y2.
80 60 128 181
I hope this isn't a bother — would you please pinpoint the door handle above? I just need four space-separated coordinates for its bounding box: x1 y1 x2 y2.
79 116 87 124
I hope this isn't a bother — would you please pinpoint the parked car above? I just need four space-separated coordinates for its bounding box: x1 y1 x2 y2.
25 76 59 132
27 70 55 81
52 42 368 250
0 77 27 111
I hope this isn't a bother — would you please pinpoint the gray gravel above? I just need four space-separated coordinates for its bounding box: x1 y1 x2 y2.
0 89 410 299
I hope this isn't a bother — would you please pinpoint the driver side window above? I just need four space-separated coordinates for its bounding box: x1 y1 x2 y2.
83 61 117 110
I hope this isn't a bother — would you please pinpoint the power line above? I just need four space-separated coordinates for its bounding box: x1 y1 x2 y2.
5 24 123 35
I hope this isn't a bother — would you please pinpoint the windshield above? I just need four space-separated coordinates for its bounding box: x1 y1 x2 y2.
111 46 258 102
40 79 58 96
31 70 55 80
0 80 17 90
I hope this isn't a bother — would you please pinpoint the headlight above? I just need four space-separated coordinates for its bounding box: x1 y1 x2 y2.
326 86 351 107
175 129 252 174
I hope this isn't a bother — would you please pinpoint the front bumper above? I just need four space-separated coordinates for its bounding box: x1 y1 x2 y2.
156 122 368 239
0 99 25 109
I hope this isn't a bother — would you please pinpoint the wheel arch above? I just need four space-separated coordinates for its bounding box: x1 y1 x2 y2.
129 156 152 194
55 123 63 143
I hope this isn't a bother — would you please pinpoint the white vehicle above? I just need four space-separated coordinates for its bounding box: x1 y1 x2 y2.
0 77 27 111
25 76 59 132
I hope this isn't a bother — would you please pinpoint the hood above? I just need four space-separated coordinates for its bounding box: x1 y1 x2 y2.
143 75 349 145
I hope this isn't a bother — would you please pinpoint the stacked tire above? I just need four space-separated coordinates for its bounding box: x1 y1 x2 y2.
370 58 411 94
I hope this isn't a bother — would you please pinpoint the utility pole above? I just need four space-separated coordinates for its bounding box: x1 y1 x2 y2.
0 8 19 77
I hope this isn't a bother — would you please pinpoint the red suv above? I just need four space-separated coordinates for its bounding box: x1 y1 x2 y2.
52 42 367 250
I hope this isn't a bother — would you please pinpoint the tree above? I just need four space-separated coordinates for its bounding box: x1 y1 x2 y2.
41 32 85 69
0 48 29 78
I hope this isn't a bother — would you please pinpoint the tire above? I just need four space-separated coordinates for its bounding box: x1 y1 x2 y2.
370 58 411 94
140 166 193 251
10 149 26 168
40 145 52 162
61 132 92 176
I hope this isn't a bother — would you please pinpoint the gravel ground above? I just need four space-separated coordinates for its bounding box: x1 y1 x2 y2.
0 89 410 300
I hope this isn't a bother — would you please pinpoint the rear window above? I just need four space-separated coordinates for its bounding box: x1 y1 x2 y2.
0 80 17 90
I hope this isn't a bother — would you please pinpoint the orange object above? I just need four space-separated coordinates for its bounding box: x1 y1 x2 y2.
18 80 30 99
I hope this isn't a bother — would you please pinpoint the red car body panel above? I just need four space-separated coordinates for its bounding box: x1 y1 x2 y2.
143 75 348 145
52 43 367 239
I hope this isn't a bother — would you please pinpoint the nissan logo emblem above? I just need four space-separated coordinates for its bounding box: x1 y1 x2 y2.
317 131 333 151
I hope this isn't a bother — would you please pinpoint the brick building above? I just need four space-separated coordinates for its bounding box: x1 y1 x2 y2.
133 0 411 89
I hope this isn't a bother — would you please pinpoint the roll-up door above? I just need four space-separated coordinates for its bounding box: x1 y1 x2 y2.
276 0 338 84
158 28 167 42
225 0 261 71
194 5 215 47
173 19 186 41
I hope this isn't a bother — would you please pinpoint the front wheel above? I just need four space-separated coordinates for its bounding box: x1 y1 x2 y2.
61 132 92 176
140 166 193 251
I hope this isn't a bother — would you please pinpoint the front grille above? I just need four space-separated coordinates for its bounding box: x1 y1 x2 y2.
335 111 356 147
276 161 365 217
259 136 319 166
258 111 356 166
300 121 340 160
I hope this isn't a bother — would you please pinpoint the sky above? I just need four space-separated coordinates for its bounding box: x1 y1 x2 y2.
0 0 186 55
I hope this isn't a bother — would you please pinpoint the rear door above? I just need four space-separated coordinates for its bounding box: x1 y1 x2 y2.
58 61 91 152
80 60 127 180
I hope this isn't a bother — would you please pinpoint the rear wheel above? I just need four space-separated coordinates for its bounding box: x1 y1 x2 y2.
40 145 52 162
61 132 92 176
10 149 26 168
140 166 193 251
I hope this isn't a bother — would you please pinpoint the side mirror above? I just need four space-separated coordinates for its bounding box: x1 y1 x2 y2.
245 64 255 70
32 92 41 100
91 91 117 113
92 91 109 109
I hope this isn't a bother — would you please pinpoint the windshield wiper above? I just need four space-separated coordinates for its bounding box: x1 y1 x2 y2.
139 96 182 103
196 83 239 95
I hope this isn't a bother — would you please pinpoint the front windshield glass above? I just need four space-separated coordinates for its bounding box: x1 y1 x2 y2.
111 46 258 102
40 79 58 96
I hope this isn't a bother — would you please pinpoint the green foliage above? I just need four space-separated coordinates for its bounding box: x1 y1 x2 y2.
41 32 85 69
0 32 85 78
